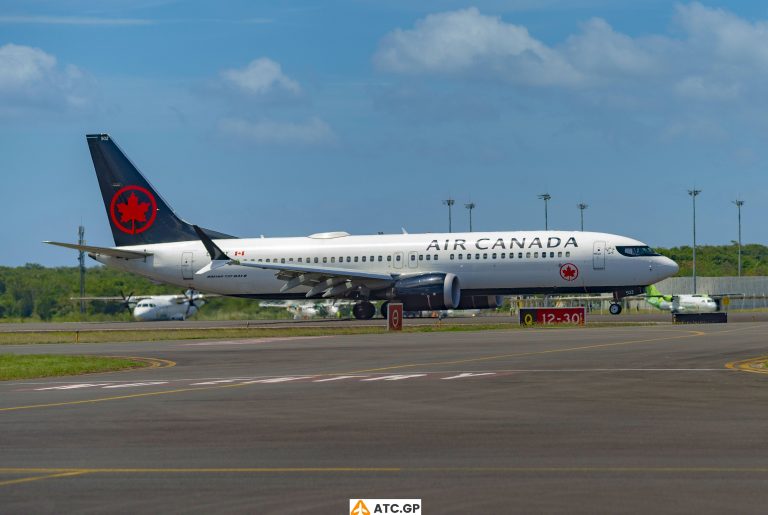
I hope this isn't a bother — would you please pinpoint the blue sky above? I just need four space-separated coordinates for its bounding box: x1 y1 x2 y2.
1 1 767 266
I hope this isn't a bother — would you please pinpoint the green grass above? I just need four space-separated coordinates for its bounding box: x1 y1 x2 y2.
0 354 150 381
0 321 662 345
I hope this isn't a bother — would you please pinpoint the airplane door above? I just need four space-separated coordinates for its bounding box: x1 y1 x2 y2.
393 252 403 269
408 251 418 269
181 252 194 280
593 241 605 270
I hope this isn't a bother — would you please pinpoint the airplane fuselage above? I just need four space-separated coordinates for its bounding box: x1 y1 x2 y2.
92 230 677 299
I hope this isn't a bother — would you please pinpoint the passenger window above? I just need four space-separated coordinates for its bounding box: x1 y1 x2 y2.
347 257 351 262
566 251 571 257
419 255 423 261
558 252 562 258
526 252 531 258
306 257 311 263
550 252 555 258
475 253 480 260
266 258 271 263
434 254 438 261
354 256 359 262
331 257 335 263
426 255 430 261
518 252 523 258
501 253 505 258
378 256 382 262
542 253 546 259
387 255 392 262
370 256 374 262
450 254 455 260
483 253 488 259
362 256 367 262
492 253 497 259
466 254 471 260
410 255 416 261
258 259 263 262
534 252 539 258
313 257 318 263
281 258 285 263
396 255 401 261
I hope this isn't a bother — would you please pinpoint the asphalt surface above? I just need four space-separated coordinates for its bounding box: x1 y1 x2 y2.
1 324 768 513
5 311 768 332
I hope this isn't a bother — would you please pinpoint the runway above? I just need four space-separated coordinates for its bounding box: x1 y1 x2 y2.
1 324 768 513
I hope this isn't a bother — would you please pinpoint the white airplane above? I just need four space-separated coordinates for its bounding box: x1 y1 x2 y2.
260 300 347 319
644 285 720 314
46 134 679 319
75 290 207 321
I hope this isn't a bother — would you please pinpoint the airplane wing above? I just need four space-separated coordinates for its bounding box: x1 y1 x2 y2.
192 226 394 298
45 241 152 260
70 296 151 302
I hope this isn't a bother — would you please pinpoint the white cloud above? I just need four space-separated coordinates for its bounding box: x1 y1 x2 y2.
374 7 580 86
219 117 335 145
375 3 768 93
563 18 658 79
221 58 300 96
676 3 768 67
0 43 87 112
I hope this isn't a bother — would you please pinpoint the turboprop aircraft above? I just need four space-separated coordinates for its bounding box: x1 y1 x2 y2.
259 300 349 319
74 290 207 321
46 134 679 319
644 284 723 314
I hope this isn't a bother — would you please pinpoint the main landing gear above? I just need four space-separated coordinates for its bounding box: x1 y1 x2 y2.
352 301 376 320
609 303 623 315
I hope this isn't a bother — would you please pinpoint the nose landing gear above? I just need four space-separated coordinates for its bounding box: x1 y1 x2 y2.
609 303 622 315
352 301 376 320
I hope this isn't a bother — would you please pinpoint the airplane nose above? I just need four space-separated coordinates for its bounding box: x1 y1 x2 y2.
661 256 679 276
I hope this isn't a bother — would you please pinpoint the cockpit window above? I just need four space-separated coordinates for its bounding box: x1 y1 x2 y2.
616 246 660 257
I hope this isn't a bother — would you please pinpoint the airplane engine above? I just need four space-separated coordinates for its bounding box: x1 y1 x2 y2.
456 295 502 310
392 273 460 311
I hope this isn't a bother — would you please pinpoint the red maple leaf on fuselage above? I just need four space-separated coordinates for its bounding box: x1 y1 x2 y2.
562 266 576 279
117 192 150 233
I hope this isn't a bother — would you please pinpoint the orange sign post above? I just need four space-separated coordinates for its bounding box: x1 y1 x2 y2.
387 303 403 331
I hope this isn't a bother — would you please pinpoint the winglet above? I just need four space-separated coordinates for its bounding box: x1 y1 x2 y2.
193 225 237 274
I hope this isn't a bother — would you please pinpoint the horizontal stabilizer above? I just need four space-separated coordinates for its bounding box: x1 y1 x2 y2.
44 241 151 259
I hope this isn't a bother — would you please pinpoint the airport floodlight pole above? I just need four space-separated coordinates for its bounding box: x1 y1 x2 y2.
577 203 589 231
443 198 455 233
688 189 702 293
465 202 476 232
732 199 744 277
538 194 551 230
78 225 86 314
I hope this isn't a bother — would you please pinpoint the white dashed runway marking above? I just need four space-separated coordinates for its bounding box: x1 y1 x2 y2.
16 367 732 394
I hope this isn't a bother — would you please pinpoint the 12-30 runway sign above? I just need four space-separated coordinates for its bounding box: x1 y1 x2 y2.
520 307 585 326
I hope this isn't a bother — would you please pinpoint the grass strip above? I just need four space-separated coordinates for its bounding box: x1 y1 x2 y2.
0 355 149 381
0 321 662 345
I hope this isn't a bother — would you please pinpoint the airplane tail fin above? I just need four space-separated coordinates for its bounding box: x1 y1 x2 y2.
86 133 234 246
645 284 663 297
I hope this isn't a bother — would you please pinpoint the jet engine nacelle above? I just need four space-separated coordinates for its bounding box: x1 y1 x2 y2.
456 295 502 310
392 273 460 311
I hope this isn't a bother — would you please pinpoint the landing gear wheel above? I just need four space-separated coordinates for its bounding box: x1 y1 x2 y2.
380 301 390 319
609 303 622 315
353 301 376 320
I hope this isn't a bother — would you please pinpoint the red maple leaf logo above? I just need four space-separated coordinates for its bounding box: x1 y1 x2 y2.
109 185 158 235
117 193 149 232
560 263 579 281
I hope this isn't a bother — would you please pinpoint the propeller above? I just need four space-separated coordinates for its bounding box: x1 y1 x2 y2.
119 290 136 311
183 289 203 318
